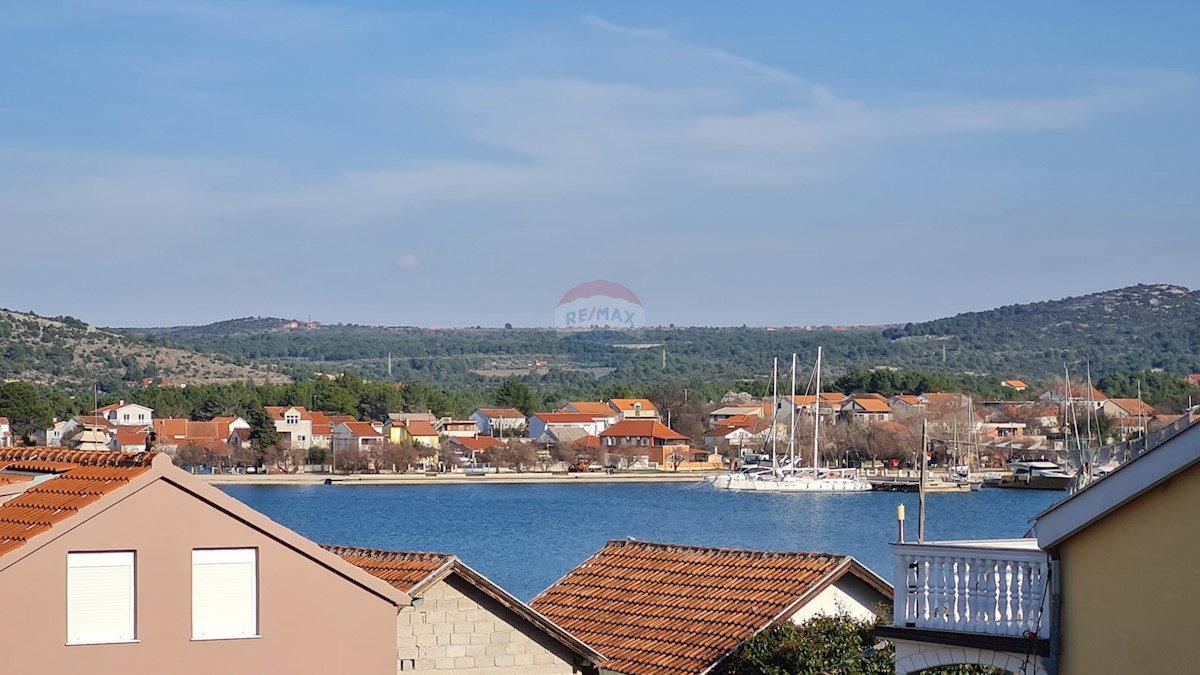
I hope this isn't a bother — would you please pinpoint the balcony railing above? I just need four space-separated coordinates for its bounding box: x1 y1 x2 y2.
893 540 1050 639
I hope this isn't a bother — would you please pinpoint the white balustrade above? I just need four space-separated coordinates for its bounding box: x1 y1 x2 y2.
893 540 1050 638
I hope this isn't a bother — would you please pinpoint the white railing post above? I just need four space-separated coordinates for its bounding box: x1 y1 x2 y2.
892 541 1049 638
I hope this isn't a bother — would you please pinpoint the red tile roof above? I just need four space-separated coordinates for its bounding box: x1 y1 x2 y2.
153 418 189 437
322 546 453 593
403 420 439 437
449 436 503 451
265 406 312 421
853 393 888 402
73 415 114 429
608 399 657 412
0 448 155 557
339 421 383 438
891 395 922 406
599 420 688 442
715 414 757 428
563 402 617 416
1108 398 1156 416
849 398 892 413
328 545 608 666
530 540 889 675
113 432 147 448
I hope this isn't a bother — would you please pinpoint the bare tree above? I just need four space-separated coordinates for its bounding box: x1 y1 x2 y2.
666 451 687 471
487 439 537 472
378 441 419 473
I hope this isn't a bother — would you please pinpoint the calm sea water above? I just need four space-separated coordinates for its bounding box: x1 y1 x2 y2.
220 483 1063 601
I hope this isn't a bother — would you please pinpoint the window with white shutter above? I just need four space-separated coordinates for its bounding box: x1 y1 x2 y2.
67 551 136 644
192 548 258 640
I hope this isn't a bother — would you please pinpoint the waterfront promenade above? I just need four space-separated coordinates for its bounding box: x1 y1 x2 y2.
201 470 720 486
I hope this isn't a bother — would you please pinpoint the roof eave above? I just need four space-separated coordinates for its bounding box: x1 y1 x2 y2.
1035 419 1200 549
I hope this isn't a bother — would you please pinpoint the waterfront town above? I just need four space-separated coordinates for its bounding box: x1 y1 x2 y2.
6 1 1199 672
10 377 1197 478
1 371 1198 673
2 380 1197 673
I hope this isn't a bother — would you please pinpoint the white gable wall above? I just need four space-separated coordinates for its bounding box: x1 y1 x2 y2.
788 575 884 625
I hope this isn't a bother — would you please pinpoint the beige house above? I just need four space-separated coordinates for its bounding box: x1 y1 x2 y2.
265 405 314 449
325 546 604 675
532 540 891 675
0 447 411 674
878 417 1200 675
606 399 659 421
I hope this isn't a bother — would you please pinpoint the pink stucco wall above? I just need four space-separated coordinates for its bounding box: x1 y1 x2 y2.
0 479 397 674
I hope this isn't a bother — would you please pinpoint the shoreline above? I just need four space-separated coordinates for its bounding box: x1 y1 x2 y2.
200 471 721 486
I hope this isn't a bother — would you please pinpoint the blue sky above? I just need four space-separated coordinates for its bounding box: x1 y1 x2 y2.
2 1 1198 328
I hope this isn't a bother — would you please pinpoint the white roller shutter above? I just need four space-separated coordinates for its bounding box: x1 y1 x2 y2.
192 548 258 640
67 551 135 644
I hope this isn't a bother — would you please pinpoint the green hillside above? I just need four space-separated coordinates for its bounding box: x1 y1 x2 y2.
116 284 1200 388
0 309 281 390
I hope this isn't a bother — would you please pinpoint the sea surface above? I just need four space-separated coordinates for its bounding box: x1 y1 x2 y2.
220 483 1064 601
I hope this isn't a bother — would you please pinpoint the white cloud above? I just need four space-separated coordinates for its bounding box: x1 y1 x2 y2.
397 254 420 270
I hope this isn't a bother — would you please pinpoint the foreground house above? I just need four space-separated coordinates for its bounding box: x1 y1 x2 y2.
0 447 411 674
531 540 892 675
326 546 605 674
878 415 1200 675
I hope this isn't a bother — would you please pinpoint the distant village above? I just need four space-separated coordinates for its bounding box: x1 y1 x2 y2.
9 374 1199 475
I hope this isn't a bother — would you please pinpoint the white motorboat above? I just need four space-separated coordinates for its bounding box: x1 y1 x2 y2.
998 461 1073 490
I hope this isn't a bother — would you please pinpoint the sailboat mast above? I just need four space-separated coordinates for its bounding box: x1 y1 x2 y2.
1063 364 1072 452
788 353 797 469
813 346 822 469
771 358 779 465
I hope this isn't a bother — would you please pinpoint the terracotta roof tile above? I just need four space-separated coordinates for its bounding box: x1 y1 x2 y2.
530 541 864 675
0 448 155 557
322 545 452 593
848 399 893 413
609 399 657 412
449 437 502 451
563 402 617 416
599 420 688 441
403 420 439 437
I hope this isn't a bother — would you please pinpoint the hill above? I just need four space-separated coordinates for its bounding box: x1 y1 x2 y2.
884 283 1200 376
0 309 282 390
117 284 1200 387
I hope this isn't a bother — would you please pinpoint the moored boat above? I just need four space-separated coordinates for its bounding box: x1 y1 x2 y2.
997 461 1073 490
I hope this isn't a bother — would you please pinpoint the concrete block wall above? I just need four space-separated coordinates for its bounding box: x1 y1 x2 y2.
396 576 582 674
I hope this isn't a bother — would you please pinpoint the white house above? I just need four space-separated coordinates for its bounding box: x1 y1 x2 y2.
527 413 607 440
93 401 154 427
35 419 71 447
0 417 11 447
470 408 527 436
265 406 314 450
332 421 385 453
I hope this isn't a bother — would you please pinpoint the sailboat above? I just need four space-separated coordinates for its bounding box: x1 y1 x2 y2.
710 348 873 493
